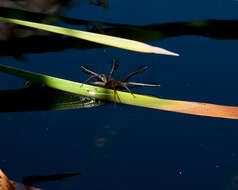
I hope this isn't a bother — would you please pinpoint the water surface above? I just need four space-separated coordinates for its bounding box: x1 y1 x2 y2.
1 0 238 189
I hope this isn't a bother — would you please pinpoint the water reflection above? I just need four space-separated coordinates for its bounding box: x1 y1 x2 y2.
0 0 73 13
88 0 109 10
0 85 107 112
94 125 118 148
0 0 73 41
225 173 238 190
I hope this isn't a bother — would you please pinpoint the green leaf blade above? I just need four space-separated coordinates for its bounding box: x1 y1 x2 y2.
0 64 238 120
0 17 179 55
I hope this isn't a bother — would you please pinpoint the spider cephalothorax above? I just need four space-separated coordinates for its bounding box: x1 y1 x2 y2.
81 62 159 100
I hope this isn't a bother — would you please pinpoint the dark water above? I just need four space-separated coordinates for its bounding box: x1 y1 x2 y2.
1 0 238 190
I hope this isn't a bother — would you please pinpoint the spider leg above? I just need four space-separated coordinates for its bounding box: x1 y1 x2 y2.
84 75 98 84
81 66 105 82
112 88 121 107
127 82 160 87
121 82 135 97
81 66 99 76
101 74 107 83
119 66 148 82
89 81 105 86
113 88 117 107
108 61 119 81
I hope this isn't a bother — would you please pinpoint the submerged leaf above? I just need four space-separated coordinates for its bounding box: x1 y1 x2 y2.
0 64 237 119
0 17 179 56
0 86 106 112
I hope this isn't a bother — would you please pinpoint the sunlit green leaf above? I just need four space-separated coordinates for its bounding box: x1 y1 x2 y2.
0 17 179 56
0 64 237 119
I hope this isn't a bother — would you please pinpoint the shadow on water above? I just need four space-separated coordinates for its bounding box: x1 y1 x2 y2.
1 7 238 56
0 85 107 112
0 64 110 112
22 172 82 186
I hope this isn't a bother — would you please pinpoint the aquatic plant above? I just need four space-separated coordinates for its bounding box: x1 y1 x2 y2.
0 15 237 119
0 17 178 56
0 64 238 119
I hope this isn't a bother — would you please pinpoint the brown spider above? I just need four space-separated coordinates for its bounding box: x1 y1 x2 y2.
81 62 160 102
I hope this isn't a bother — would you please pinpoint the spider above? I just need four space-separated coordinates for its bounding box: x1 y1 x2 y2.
81 62 160 102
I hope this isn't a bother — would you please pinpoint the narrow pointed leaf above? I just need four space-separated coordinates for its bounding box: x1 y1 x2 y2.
0 17 179 56
0 64 237 119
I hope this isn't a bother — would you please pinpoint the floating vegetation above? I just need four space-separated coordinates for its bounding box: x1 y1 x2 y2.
0 9 237 120
0 17 179 56
0 64 237 119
